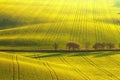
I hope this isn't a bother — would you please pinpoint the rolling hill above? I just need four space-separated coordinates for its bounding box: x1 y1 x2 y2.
0 0 120 50
0 0 120 80
0 52 82 80
0 51 120 80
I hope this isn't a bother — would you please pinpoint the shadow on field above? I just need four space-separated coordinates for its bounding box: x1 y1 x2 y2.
93 52 120 57
70 51 120 58
31 53 63 58
27 51 120 59
1 49 120 58
27 52 69 59
0 13 55 30
95 18 120 25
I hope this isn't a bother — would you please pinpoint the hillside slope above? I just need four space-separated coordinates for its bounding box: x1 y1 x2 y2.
0 52 82 80
0 0 120 50
0 51 120 80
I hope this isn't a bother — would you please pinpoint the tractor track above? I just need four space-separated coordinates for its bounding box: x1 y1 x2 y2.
81 56 120 80
43 62 55 80
43 62 59 80
15 55 20 80
58 56 90 80
12 55 15 80
36 56 54 80
106 56 120 66
38 57 59 80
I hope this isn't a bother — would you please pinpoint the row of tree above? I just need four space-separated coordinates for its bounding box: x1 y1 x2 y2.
93 43 115 50
53 42 120 51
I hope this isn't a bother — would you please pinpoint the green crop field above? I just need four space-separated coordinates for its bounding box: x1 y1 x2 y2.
0 0 120 50
0 0 120 80
0 51 120 80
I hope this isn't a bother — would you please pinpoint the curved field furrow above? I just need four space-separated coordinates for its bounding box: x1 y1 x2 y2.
82 56 120 80
38 57 59 80
12 55 15 80
58 56 90 80
46 62 59 80
15 55 20 80
106 56 120 66
43 62 56 80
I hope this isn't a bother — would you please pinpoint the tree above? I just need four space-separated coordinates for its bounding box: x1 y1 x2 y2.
66 41 80 51
93 43 105 50
53 43 58 50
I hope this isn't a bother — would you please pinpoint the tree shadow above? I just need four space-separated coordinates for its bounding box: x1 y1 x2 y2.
29 52 68 59
70 51 120 58
69 52 98 57
32 53 62 58
28 51 120 59
5 51 120 58
94 51 120 57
